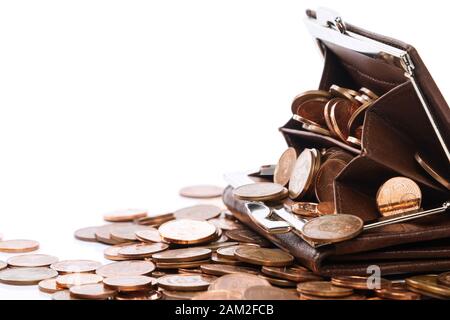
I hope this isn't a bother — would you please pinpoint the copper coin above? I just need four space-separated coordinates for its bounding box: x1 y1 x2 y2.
233 182 287 202
103 209 148 222
261 266 323 282
39 278 63 294
135 213 174 226
292 114 321 127
104 243 136 261
158 219 217 245
174 204 222 221
290 202 319 217
70 283 116 300
315 158 348 203
288 149 316 200
0 239 39 253
52 290 79 300
103 275 155 292
291 90 332 114
243 285 298 300
0 267 58 285
234 247 294 267
95 223 133 245
208 273 271 295
211 253 244 266
406 275 450 298
274 147 298 187
323 98 343 136
415 153 450 190
96 260 155 278
376 177 422 216
347 101 372 134
346 136 362 147
157 274 216 291
56 273 103 289
116 291 162 300
195 241 240 252
330 99 355 142
0 261 7 271
301 123 332 136
332 275 391 290
135 228 163 243
375 287 421 300
302 214 363 243
208 218 242 231
117 242 169 258
317 202 336 215
296 97 329 128
152 248 212 263
200 264 259 277
297 281 353 298
161 290 200 300
225 229 271 247
179 268 203 274
156 259 212 269
110 224 154 242
50 260 102 274
7 254 59 268
74 226 99 242
179 185 224 199
216 245 258 260
258 274 297 287
329 85 358 104
438 272 450 287
193 290 243 300
299 293 366 300
359 87 379 100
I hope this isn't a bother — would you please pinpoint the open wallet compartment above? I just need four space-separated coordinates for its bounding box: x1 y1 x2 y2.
222 8 450 276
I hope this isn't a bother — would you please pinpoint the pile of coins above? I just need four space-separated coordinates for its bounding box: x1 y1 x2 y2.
291 84 379 148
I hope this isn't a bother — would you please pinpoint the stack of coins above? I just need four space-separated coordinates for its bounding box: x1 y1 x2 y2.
291 85 379 147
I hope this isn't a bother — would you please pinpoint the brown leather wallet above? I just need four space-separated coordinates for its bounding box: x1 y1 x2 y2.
223 9 450 277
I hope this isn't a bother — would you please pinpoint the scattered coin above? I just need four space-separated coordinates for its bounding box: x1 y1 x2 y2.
152 248 212 263
74 226 99 242
103 209 148 222
297 281 353 298
95 223 133 245
208 218 242 231
104 243 136 261
117 242 169 258
103 275 155 292
234 247 294 267
261 266 323 282
274 147 298 187
110 224 154 242
208 273 271 295
56 273 103 289
157 274 217 291
331 275 391 290
135 228 163 243
179 185 224 199
437 271 450 287
158 219 217 245
70 283 116 300
376 177 422 216
161 290 200 300
50 260 102 274
258 274 297 287
179 268 203 274
216 245 257 260
135 213 174 226
225 229 271 247
156 259 212 270
174 204 222 221
96 261 155 278
406 275 450 298
6 254 59 268
192 290 243 300
233 182 287 202
52 290 79 300
290 202 319 217
301 214 364 243
38 278 63 294
299 293 366 300
200 264 259 277
116 291 162 300
375 287 421 300
289 149 316 200
211 253 244 266
0 239 39 253
0 267 58 285
243 285 298 300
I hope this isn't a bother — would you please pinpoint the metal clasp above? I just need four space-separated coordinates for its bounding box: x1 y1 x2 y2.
316 7 347 34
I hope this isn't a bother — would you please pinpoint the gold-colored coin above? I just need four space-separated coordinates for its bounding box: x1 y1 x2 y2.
301 214 363 243
331 275 391 290
193 290 243 300
291 90 332 114
152 247 212 263
94 223 133 245
110 224 154 242
117 242 169 259
234 247 294 267
200 264 259 277
297 281 353 298
301 123 332 136
135 213 174 226
208 218 243 231
288 149 316 200
243 285 298 300
0 267 58 285
158 219 217 245
50 260 102 274
290 202 319 217
39 278 64 294
70 283 116 300
135 228 164 243
6 254 59 268
103 275 155 292
56 273 103 289
258 274 297 287
208 273 271 295
415 153 450 190
74 226 99 242
116 291 162 300
0 239 39 253
233 182 287 202
406 275 450 298
376 177 422 216
438 271 450 287
96 260 155 278
225 229 271 247
156 259 212 269
174 204 222 221
103 209 147 222
179 185 224 199
375 287 421 300
104 243 136 261
157 274 217 291
274 147 298 187
261 266 323 282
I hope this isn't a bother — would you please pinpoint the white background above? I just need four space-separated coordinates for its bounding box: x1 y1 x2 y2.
0 1 449 299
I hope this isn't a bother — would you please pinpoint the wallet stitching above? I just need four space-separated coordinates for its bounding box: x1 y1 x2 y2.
340 61 403 86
